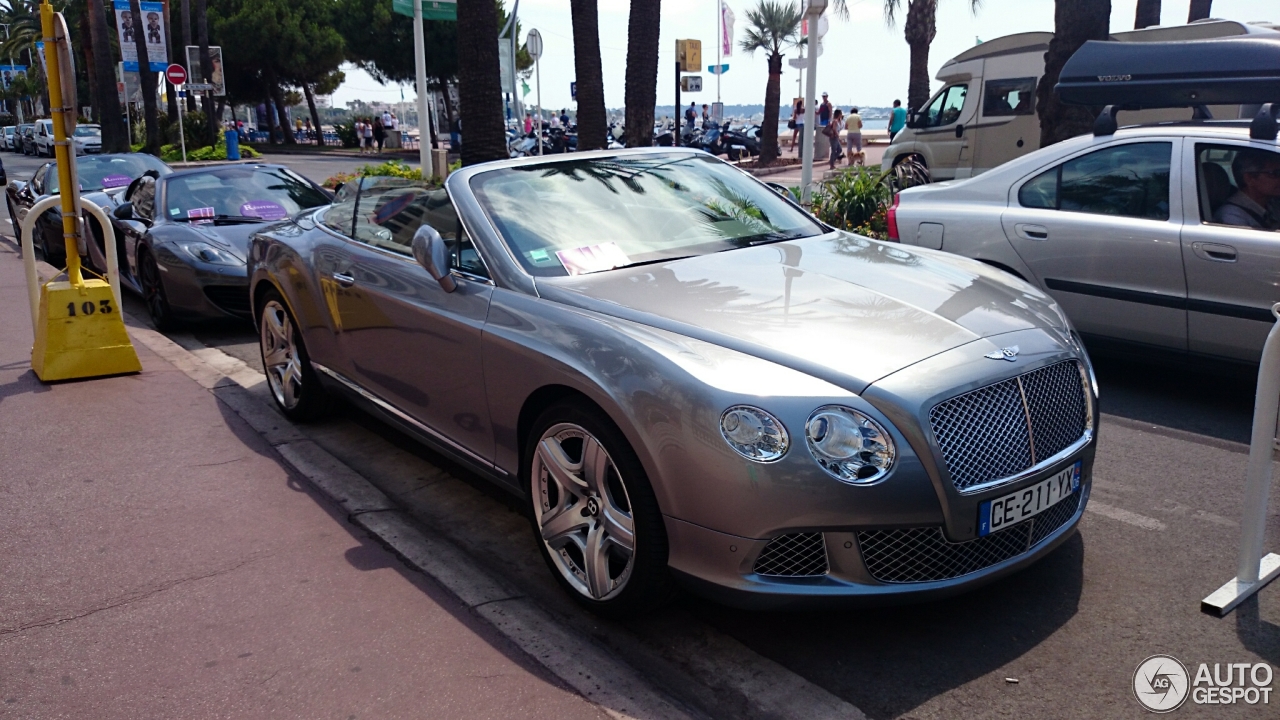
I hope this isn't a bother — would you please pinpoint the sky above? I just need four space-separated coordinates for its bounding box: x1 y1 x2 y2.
329 0 1277 113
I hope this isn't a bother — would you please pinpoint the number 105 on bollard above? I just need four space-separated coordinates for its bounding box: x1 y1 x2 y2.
31 279 141 381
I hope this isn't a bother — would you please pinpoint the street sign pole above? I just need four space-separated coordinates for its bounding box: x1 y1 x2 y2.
412 0 434 178
166 64 188 162
527 29 542 156
800 0 826 203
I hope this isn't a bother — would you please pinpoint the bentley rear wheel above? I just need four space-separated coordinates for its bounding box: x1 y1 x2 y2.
525 401 673 617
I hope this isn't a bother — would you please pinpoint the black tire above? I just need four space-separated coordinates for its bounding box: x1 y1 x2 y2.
256 287 330 422
35 220 65 268
137 247 179 332
524 400 674 618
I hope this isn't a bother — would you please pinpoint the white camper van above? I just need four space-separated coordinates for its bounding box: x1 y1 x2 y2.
883 19 1279 182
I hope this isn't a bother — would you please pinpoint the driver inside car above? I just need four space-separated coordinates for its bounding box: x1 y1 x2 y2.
1214 149 1280 230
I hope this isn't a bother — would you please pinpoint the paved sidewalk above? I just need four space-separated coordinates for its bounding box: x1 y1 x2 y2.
0 240 606 718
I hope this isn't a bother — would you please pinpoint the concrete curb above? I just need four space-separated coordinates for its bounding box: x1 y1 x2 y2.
111 289 867 720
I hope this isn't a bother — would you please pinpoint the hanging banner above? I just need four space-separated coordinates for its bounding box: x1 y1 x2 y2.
721 2 735 57
392 0 457 21
114 0 168 72
185 45 225 96
0 64 26 89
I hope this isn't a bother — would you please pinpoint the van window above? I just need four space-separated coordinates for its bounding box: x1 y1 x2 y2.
1018 142 1172 220
919 85 968 128
983 78 1036 117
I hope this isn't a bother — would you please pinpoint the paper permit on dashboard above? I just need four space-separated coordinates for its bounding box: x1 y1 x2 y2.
555 241 631 276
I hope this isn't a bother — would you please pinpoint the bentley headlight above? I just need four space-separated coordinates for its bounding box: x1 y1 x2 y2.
720 405 789 462
805 406 895 484
175 240 241 266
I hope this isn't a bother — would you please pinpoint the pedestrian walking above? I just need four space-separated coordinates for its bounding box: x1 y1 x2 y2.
354 118 365 153
550 112 561 130
790 98 803 152
684 102 697 134
889 99 907 141
845 107 864 165
373 117 386 153
702 104 710 128
363 119 375 153
524 112 533 134
818 93 832 129
560 109 569 128
826 109 845 170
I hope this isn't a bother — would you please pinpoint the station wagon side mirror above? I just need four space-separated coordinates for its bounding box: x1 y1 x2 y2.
411 224 457 293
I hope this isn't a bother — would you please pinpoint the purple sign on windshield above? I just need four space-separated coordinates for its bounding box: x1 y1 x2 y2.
101 174 132 189
240 200 288 221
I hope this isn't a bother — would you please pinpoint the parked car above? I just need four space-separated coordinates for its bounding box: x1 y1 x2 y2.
892 36 1280 364
248 148 1099 615
883 19 1274 182
0 125 14 151
33 118 55 157
17 123 35 155
6 153 171 267
110 164 332 329
73 124 102 154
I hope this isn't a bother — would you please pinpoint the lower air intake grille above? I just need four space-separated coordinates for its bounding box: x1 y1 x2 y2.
857 492 1081 584
753 532 829 577
203 285 251 316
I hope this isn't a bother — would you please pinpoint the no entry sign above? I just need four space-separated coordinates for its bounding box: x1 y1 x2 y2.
165 63 186 86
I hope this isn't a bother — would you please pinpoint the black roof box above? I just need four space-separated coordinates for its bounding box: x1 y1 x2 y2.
1056 36 1280 107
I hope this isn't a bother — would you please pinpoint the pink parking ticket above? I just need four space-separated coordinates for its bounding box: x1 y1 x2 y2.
555 242 630 276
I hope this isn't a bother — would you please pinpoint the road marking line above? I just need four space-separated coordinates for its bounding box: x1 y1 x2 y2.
1088 501 1166 531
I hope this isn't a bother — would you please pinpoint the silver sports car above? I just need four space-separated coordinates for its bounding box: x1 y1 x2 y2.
247 148 1098 614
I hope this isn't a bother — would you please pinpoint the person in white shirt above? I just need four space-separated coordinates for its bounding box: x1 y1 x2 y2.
549 113 561 130
354 119 366 153
381 110 393 128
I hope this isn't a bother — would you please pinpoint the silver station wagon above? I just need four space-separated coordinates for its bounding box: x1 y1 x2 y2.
247 148 1098 614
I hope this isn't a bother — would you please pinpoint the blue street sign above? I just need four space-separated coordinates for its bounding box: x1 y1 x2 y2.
708 64 729 75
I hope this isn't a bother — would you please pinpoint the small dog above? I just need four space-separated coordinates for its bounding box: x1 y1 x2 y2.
846 150 866 166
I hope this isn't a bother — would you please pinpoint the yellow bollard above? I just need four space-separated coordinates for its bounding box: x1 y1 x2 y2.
28 2 139 381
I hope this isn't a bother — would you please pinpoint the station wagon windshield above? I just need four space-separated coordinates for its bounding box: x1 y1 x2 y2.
47 153 171 194
470 153 825 277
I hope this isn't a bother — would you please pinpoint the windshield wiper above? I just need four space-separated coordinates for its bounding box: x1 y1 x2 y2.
740 230 807 246
614 255 694 270
173 214 263 225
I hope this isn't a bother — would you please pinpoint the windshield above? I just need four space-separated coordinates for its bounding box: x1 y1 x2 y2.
74 125 101 137
47 153 172 194
470 153 825 276
164 166 330 222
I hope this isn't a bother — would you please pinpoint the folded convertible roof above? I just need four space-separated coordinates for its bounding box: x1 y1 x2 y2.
1055 35 1280 140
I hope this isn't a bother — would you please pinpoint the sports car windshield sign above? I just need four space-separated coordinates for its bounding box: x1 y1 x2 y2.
114 1 168 72
100 174 132 189
240 201 287 221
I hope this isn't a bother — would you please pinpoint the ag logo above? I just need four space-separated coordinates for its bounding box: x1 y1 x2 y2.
1134 655 1190 712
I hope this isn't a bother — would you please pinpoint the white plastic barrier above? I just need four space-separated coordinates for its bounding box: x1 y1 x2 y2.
1202 302 1280 616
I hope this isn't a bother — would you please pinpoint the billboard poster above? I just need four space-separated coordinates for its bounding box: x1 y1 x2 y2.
185 45 225 96
0 65 26 89
114 0 167 72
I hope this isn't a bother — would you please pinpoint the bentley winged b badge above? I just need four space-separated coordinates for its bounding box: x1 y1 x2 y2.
984 346 1020 362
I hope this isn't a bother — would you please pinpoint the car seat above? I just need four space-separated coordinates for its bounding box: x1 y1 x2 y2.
1200 162 1233 219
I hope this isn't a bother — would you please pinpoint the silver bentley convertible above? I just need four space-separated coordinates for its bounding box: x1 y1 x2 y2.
247 148 1098 615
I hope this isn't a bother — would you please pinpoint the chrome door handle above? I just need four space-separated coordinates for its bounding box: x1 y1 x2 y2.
332 272 355 287
1015 223 1049 241
1191 242 1237 263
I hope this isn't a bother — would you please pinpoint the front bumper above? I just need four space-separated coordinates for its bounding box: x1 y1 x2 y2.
666 448 1092 609
152 245 251 321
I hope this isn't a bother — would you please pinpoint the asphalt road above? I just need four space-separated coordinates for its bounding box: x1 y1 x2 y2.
8 148 1279 718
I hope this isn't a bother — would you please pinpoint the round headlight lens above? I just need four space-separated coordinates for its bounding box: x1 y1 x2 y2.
720 405 789 462
805 406 895 484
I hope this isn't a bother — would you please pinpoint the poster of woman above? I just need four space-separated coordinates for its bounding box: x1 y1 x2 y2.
185 45 226 96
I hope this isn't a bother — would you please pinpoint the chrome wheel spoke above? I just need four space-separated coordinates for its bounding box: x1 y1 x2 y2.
262 346 288 369
599 504 635 553
580 436 609 496
540 502 589 546
538 438 589 493
584 524 613 599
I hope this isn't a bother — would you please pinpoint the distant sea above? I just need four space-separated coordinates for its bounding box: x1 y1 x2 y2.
775 117 888 136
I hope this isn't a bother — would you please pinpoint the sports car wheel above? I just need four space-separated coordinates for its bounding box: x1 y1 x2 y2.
526 402 673 617
258 290 329 421
35 222 65 268
138 248 178 331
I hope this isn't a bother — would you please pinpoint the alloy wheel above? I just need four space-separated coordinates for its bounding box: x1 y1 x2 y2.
138 250 173 329
532 423 636 601
260 300 304 411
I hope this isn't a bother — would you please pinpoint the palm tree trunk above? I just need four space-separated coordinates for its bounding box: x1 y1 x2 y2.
303 84 322 146
182 0 194 111
128 0 161 154
1036 0 1110 148
759 52 782 166
456 0 506 164
1188 0 1212 22
569 0 606 150
903 0 937 114
79 10 98 122
624 0 661 148
89 0 128 152
195 0 216 146
1134 0 1160 28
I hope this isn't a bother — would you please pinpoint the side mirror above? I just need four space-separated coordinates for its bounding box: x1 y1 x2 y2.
113 202 134 220
955 123 965 139
765 182 792 198
411 224 456 293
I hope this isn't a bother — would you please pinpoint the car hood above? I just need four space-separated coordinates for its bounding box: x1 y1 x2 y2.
171 220 271 260
536 232 1071 393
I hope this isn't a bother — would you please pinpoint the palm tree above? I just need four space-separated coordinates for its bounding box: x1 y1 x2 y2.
1188 0 1212 22
875 1 982 115
88 0 127 152
1134 0 1160 28
569 0 606 150
128 0 161 154
195 0 217 145
1035 0 1110 147
623 0 660 147
456 0 506 163
739 0 801 166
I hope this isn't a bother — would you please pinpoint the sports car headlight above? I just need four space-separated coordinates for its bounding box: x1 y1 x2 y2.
720 405 789 462
805 406 896 484
175 240 241 265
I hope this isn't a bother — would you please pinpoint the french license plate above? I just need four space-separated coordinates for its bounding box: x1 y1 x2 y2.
979 461 1082 536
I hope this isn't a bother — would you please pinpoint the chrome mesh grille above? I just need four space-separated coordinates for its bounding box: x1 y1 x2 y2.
753 533 829 577
929 361 1088 491
857 492 1081 583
